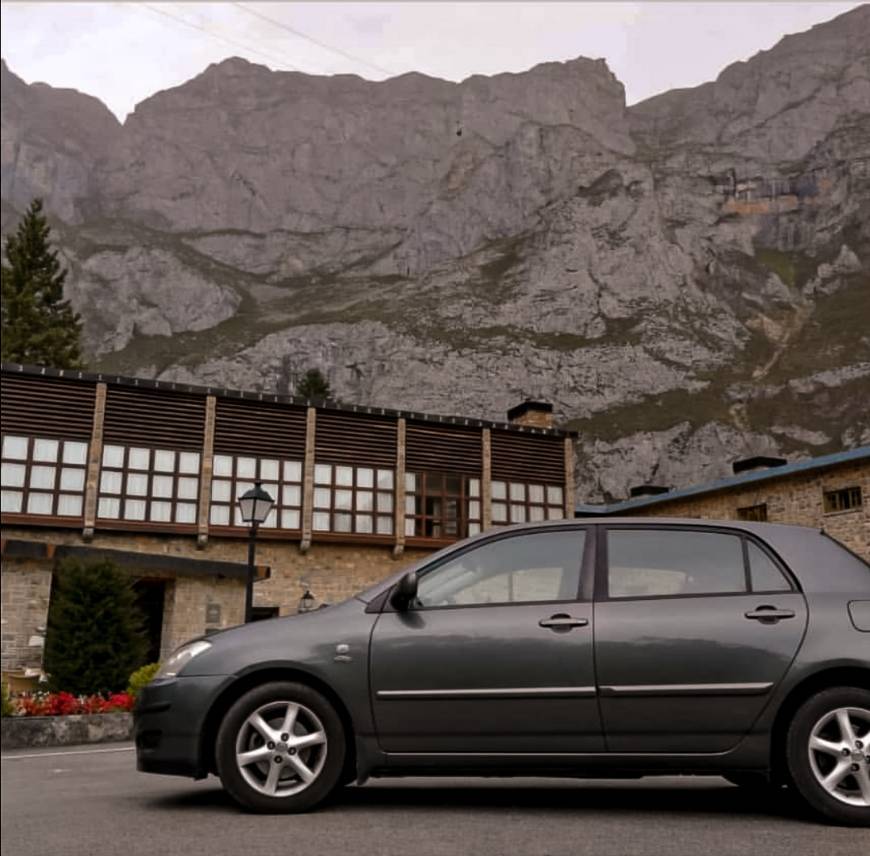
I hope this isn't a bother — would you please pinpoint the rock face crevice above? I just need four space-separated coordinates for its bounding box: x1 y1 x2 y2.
2 6 869 501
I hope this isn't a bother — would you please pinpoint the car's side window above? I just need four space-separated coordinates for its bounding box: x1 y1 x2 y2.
606 529 747 599
747 541 792 592
415 529 586 608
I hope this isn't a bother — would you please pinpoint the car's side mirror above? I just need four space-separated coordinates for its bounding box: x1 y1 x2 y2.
391 570 419 611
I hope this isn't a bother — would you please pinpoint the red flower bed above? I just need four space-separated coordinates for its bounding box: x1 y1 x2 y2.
14 691 135 717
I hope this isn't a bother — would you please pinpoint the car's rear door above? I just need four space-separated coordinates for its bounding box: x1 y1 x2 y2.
594 525 808 753
369 526 604 753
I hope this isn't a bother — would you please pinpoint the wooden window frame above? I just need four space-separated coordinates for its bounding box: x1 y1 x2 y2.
736 503 768 522
823 486 863 514
405 470 469 540
491 479 564 526
312 463 394 536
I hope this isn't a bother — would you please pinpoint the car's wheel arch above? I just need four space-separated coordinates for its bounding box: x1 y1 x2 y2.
770 664 870 782
199 665 357 781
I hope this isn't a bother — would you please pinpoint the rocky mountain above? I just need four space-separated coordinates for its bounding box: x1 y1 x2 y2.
2 6 869 502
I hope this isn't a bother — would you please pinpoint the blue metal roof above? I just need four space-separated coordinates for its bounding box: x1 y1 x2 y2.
576 445 870 516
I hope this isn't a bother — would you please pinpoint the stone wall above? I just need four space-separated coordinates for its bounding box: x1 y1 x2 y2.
1 558 53 672
634 461 869 559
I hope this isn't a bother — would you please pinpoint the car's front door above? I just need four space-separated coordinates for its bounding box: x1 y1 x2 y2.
369 527 604 753
594 526 808 753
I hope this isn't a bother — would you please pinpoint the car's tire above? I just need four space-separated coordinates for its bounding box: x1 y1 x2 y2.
785 686 870 827
216 681 347 813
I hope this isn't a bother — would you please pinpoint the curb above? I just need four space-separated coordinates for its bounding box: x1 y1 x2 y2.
0 712 133 750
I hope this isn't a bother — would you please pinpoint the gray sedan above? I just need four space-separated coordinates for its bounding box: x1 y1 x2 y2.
134 519 870 826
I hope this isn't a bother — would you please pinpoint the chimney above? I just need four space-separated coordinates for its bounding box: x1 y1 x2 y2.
731 455 787 476
629 484 671 499
507 400 554 429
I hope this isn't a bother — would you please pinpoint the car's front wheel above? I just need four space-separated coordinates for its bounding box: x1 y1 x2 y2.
786 686 870 827
216 681 346 813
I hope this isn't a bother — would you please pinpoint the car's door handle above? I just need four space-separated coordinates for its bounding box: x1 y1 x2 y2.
538 614 589 629
745 606 796 622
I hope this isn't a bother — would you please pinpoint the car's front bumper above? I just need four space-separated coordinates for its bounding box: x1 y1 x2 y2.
134 674 229 779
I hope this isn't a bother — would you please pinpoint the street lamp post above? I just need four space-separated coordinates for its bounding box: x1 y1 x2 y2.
237 480 275 623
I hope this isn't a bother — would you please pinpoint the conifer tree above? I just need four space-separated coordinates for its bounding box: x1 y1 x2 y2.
295 367 332 399
1 198 84 368
44 559 148 695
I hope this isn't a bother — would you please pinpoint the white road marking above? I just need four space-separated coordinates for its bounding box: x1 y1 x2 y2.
1 746 135 760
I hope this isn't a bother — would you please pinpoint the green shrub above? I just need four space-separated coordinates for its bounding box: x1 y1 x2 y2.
44 558 148 695
127 662 161 697
1 683 14 717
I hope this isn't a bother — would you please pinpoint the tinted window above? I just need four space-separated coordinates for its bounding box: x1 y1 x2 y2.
416 530 585 607
607 529 746 598
748 542 791 592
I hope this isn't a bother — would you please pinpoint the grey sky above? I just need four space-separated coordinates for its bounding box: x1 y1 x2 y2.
1 2 863 121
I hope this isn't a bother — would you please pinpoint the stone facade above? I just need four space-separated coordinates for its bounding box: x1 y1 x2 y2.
1 558 53 672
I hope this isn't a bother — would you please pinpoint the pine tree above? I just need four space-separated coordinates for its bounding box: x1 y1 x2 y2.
1 198 84 368
44 559 148 695
295 367 332 399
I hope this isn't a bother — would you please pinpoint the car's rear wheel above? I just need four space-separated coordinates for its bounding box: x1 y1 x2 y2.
216 681 346 813
786 686 870 826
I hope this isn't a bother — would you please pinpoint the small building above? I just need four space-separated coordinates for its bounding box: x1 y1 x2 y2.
576 447 869 562
1 364 575 673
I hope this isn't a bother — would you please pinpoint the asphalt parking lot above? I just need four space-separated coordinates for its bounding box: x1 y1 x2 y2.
1 743 866 856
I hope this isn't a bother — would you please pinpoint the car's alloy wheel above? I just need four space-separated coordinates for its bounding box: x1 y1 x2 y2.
216 681 346 813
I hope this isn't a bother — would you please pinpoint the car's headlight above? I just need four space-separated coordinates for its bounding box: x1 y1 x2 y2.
155 640 212 678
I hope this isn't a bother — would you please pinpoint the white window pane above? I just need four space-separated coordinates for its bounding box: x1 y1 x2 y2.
529 505 546 522
62 441 88 465
33 438 59 462
468 500 480 519
547 506 564 520
405 472 416 492
30 465 56 489
124 472 147 496
262 483 279 505
468 478 480 498
2 462 26 488
57 494 83 516
314 464 332 485
175 502 197 524
335 466 353 487
468 522 481 536
236 456 255 478
283 460 302 483
355 514 373 533
100 470 122 494
377 469 394 489
492 502 508 523
491 481 507 500
213 455 233 477
405 495 415 515
314 487 331 509
334 512 352 533
377 492 393 513
211 479 232 502
313 511 331 531
404 518 416 536
335 489 353 510
152 475 174 498
357 490 374 511
376 515 393 535
60 467 85 492
128 447 150 470
179 452 200 474
98 496 120 518
210 505 230 526
357 468 374 489
150 501 172 522
177 477 199 500
261 506 277 528
260 458 280 481
1 490 23 512
510 503 526 523
546 485 564 506
509 482 526 502
102 445 125 468
2 435 28 460
528 484 545 504
281 509 300 529
154 450 176 472
124 499 147 521
282 484 301 507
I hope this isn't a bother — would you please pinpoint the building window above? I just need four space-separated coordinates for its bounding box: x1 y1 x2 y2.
823 486 862 514
1 434 88 517
97 444 200 524
492 480 564 525
405 471 467 539
737 503 768 522
313 463 393 535
210 455 296 529
467 478 482 536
